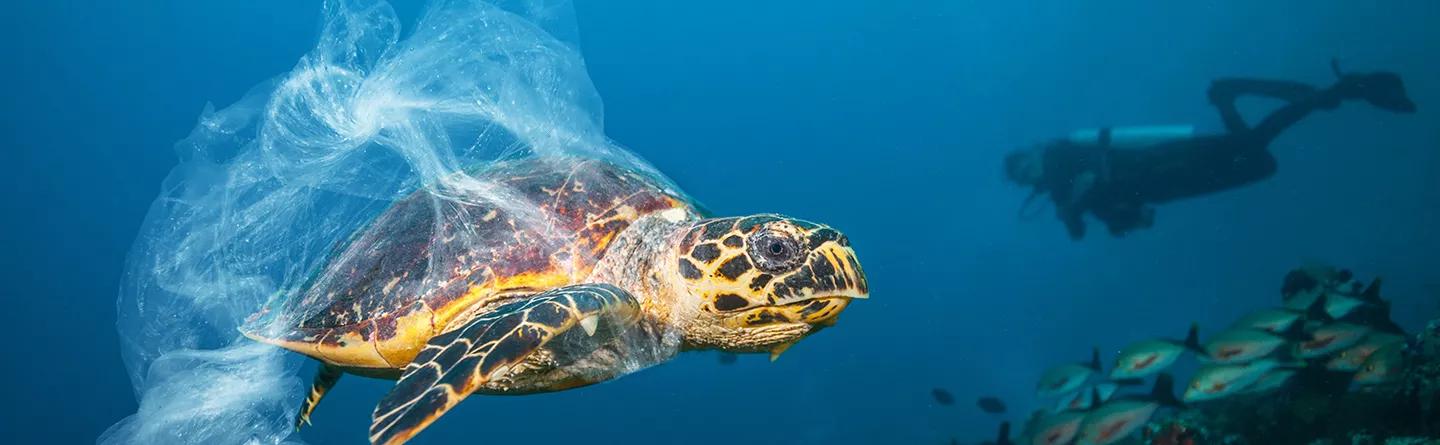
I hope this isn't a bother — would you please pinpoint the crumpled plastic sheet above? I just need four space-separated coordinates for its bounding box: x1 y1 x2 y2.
102 0 677 443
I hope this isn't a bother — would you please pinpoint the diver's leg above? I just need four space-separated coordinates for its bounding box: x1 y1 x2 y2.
1211 78 1320 103
1249 90 1342 146
1208 79 1323 133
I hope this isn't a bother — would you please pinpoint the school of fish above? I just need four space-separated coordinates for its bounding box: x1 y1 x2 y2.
1002 265 1413 445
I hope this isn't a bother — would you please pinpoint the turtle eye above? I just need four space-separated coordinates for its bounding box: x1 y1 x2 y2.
749 231 802 273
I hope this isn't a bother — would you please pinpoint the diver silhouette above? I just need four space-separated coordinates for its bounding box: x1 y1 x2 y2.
1004 61 1417 240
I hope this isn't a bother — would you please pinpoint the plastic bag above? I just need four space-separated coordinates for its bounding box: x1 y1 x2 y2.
103 1 680 443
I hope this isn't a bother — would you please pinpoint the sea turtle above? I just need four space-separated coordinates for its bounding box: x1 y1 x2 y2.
241 157 869 445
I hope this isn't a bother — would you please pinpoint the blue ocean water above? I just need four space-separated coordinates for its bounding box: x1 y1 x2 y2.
2 1 1437 444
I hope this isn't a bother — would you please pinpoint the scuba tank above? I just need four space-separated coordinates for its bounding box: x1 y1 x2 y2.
1067 125 1195 148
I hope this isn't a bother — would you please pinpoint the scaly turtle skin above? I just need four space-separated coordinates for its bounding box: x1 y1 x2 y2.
242 157 869 445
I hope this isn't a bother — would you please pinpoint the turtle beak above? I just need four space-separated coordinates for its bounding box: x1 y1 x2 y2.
795 242 867 326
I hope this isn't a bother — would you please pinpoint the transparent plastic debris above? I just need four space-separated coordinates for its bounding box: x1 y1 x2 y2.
105 0 686 443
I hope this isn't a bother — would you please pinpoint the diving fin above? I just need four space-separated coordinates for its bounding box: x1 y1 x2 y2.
1330 59 1418 113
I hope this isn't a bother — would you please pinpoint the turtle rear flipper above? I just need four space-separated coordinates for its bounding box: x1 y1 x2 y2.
368 284 641 445
295 363 343 431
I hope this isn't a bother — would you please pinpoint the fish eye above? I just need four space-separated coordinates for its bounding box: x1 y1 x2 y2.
748 232 802 273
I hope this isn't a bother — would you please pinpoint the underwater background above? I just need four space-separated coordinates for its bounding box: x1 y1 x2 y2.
2 0 1438 444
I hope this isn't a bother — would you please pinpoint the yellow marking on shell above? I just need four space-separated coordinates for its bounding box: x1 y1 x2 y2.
433 270 573 331
375 309 441 367
244 306 439 370
319 330 387 366
588 230 619 258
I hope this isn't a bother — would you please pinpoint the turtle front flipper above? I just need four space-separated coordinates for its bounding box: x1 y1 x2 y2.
368 284 641 445
295 363 343 431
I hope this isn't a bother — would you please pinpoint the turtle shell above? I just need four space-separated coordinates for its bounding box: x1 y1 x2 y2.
243 157 695 369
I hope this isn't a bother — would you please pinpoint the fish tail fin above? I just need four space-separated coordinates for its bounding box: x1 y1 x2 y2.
1087 346 1101 372
1151 373 1185 408
1269 346 1308 368
1276 318 1315 342
1357 277 1401 334
1361 277 1383 302
1302 293 1334 324
1278 358 1309 369
996 421 1014 445
1374 299 1408 335
1183 323 1202 352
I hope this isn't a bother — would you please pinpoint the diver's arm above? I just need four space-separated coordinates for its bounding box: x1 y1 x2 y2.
1093 201 1155 237
1055 185 1089 241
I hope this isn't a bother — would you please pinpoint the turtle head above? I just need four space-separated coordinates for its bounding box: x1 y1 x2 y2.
670 214 868 355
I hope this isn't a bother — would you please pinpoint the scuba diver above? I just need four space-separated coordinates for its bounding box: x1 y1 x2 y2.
1004 62 1416 240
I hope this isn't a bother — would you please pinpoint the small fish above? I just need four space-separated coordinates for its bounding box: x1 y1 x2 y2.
1337 278 1409 335
1322 293 1368 319
1295 322 1372 359
1027 411 1086 445
1183 359 1297 402
1037 348 1101 398
978 396 1007 414
717 352 738 365
1354 342 1405 385
1284 288 1324 312
1326 333 1404 372
1200 327 1288 364
980 421 1015 445
1243 369 1298 394
1075 375 1182 445
1075 401 1161 445
932 388 955 406
1054 383 1118 412
1282 262 1346 307
1231 308 1304 334
1110 325 1200 379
